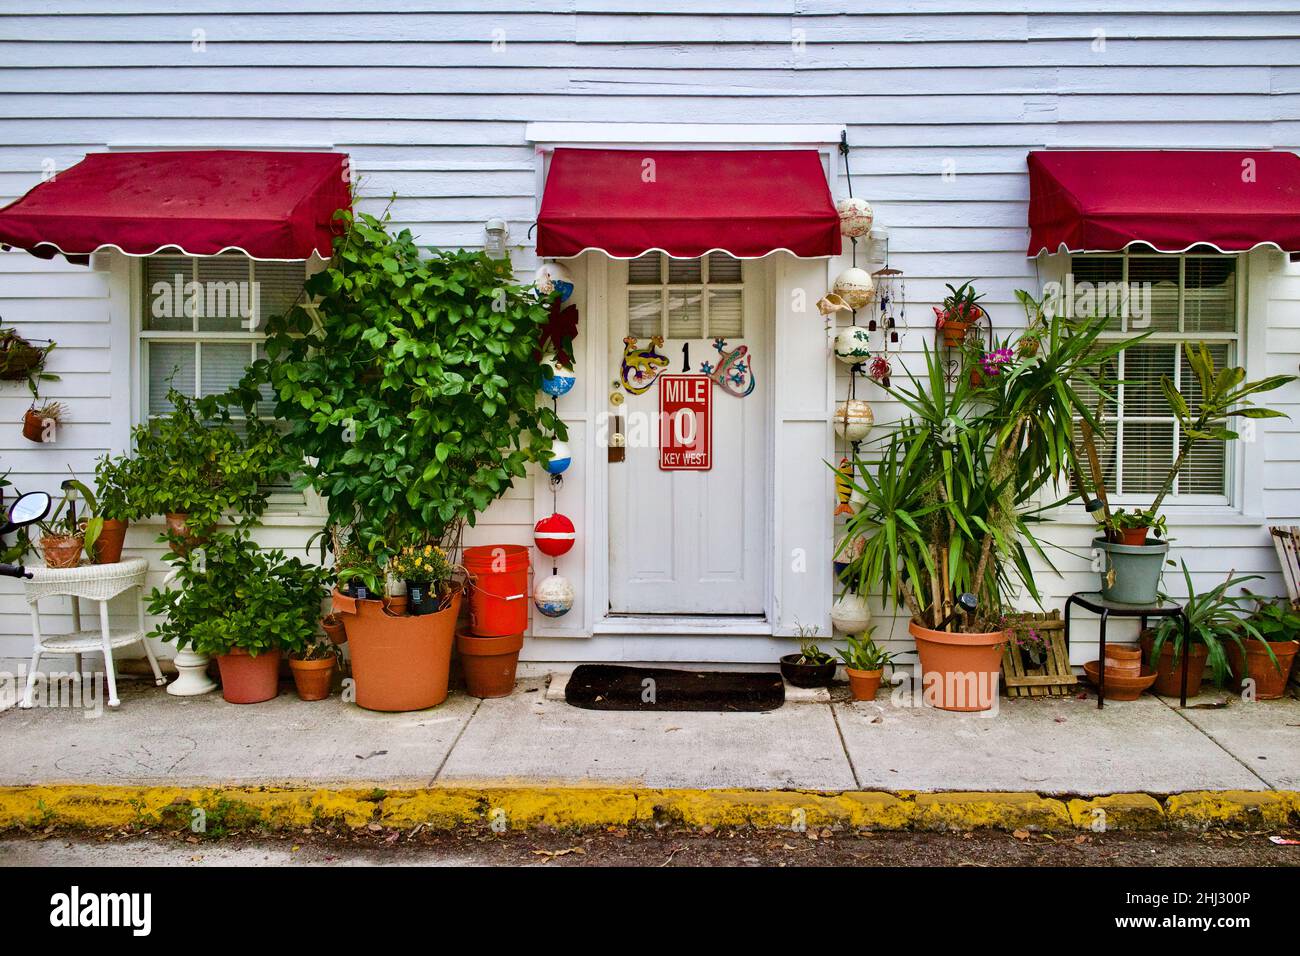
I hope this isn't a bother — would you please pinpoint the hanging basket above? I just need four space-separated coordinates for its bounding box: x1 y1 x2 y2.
0 329 54 382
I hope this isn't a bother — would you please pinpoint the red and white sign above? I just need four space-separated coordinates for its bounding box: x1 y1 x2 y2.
659 374 712 471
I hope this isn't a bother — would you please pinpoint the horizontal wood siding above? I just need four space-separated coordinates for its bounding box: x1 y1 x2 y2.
0 1 1298 663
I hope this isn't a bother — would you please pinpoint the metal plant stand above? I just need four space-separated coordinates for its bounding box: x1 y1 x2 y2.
1064 591 1192 709
21 557 165 709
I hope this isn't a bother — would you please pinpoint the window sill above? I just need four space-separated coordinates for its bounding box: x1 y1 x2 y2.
1045 508 1265 528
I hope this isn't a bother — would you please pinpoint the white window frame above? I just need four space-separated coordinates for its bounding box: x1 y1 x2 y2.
128 255 325 522
1039 246 1270 526
624 252 746 341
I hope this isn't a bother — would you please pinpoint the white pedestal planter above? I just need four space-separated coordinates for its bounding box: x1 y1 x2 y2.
167 648 217 696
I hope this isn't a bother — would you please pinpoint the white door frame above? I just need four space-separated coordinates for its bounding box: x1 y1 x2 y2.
590 255 777 632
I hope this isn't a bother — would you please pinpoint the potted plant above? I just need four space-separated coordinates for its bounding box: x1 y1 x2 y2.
261 209 562 711
72 453 138 564
1231 595 1300 699
780 636 839 688
37 485 84 569
1077 344 1294 604
837 628 898 701
148 529 331 704
1 329 58 390
289 636 339 701
129 384 285 552
321 612 347 645
22 400 63 444
390 543 453 616
840 302 1128 710
933 281 985 347
1142 562 1264 698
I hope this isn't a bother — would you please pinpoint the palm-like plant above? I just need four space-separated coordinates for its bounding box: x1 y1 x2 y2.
1146 561 1267 685
836 304 1132 632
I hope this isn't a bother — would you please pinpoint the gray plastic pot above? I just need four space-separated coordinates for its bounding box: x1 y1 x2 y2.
1094 536 1169 605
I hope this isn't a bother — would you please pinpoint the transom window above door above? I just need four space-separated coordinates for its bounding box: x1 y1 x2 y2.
626 252 745 340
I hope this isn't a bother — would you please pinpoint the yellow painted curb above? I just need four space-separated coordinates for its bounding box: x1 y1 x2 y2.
0 785 1295 834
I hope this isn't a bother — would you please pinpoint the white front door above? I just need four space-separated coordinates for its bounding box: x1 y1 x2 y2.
608 253 767 615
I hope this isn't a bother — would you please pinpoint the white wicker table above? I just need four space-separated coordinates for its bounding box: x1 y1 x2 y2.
21 557 165 708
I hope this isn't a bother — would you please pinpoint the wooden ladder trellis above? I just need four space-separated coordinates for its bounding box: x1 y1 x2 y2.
1268 526 1300 693
1000 610 1078 698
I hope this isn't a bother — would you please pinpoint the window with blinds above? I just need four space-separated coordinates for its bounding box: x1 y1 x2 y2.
627 252 744 340
140 253 310 511
1069 247 1240 504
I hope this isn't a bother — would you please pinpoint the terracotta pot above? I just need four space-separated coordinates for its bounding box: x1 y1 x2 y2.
1226 637 1299 700
92 518 128 564
1104 644 1142 678
215 647 280 704
40 533 83 569
456 631 523 698
21 409 48 443
779 654 837 688
289 656 336 701
941 320 971 347
164 512 206 555
321 613 347 645
1083 660 1158 701
1118 526 1150 547
334 587 460 711
845 666 883 702
1140 632 1208 698
909 620 1007 712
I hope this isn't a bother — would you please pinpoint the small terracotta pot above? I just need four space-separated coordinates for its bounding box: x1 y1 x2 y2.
321 613 347 645
21 408 49 443
941 320 971 347
968 368 984 388
41 533 83 569
1104 644 1142 678
909 620 1007 712
457 631 523 698
845 666 883 701
1226 638 1299 700
164 512 205 555
93 518 128 564
1118 526 1150 547
215 647 281 704
1140 632 1208 698
289 656 336 701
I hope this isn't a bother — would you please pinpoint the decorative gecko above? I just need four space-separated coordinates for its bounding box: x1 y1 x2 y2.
620 335 669 394
699 338 756 398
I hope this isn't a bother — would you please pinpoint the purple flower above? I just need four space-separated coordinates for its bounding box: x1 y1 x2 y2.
980 347 1015 376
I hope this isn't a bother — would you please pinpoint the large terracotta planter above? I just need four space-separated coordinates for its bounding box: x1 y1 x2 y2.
216 647 280 704
1140 632 1208 698
334 587 460 712
93 518 128 564
845 667 883 702
1226 638 1299 700
40 533 83 569
909 620 1007 712
456 631 523 698
289 656 336 701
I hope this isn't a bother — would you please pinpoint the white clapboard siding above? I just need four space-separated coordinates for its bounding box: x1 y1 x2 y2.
0 2 1297 663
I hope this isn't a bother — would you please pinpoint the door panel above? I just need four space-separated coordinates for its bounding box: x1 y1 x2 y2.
608 255 766 615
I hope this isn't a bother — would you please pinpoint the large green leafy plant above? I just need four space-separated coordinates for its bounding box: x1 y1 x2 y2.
838 302 1130 632
147 530 331 658
129 385 285 534
258 209 563 560
1146 562 1267 685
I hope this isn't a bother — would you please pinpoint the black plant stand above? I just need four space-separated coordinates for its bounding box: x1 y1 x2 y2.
1063 592 1192 709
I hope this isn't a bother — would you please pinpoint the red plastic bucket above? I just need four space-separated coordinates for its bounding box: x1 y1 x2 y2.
463 545 530 637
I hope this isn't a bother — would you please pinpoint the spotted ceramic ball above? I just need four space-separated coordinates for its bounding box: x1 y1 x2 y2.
533 574 575 618
836 197 875 238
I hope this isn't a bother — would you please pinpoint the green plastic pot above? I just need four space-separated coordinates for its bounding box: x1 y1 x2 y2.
1094 536 1169 605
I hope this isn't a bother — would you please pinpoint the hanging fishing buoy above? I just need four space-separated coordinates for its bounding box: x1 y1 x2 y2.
540 352 577 397
533 573 575 618
534 512 576 557
544 439 572 475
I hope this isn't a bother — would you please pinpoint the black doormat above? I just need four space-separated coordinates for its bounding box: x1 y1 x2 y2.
563 664 784 712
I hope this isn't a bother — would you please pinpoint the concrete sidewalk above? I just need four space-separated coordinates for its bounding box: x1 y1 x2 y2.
1 675 1295 796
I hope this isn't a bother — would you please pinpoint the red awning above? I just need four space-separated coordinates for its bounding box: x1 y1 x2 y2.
537 148 841 259
0 150 351 261
1027 150 1300 256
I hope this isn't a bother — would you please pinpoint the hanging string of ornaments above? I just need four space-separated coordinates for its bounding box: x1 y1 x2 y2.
825 132 905 636
533 260 577 619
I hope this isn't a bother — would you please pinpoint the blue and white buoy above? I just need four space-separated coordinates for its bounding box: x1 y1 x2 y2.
544 439 571 475
540 353 576 397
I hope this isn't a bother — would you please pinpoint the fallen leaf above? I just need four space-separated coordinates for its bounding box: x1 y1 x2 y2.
532 847 586 858
1074 835 1089 845
1012 829 1031 840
